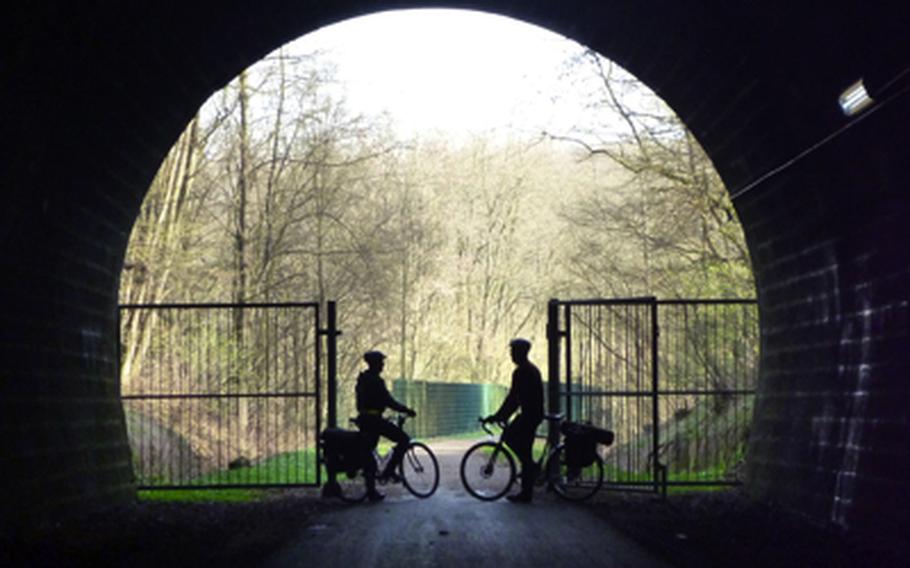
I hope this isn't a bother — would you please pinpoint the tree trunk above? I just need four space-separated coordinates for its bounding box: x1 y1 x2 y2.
233 70 251 457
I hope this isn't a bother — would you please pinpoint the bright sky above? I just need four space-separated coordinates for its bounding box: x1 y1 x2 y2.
284 9 626 138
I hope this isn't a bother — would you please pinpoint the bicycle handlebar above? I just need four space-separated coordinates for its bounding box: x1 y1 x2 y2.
478 416 507 436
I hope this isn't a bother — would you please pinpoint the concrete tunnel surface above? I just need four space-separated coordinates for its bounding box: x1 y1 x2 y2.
265 439 667 567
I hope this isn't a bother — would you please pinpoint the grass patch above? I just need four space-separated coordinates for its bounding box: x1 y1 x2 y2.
138 488 264 503
193 449 320 486
138 448 321 489
600 461 740 494
665 484 731 495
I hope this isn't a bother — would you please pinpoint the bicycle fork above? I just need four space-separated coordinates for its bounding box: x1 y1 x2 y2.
404 447 425 474
483 445 506 477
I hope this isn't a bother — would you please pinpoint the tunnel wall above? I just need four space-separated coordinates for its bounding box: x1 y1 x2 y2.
739 98 910 545
2 1 909 546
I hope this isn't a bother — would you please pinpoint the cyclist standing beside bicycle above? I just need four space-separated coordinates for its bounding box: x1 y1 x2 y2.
483 338 544 503
356 350 417 502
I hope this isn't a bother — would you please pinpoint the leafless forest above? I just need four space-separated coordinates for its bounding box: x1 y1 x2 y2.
119 48 754 422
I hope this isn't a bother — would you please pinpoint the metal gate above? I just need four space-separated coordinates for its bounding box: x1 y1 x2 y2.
119 301 338 489
547 298 758 494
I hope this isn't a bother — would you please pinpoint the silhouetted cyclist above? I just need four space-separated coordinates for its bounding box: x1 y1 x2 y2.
355 350 417 502
483 338 544 503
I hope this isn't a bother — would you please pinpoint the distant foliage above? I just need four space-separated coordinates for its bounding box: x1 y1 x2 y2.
122 47 754 396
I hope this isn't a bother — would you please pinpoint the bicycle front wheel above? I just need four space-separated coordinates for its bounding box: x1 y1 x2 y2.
400 441 440 498
460 441 516 501
546 443 604 502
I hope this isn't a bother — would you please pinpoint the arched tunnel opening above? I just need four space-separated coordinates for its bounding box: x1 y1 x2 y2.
2 1 909 564
116 9 757 498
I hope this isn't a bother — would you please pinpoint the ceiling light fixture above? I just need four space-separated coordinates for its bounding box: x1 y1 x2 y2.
838 79 874 116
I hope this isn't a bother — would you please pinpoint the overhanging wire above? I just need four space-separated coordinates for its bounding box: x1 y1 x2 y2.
730 72 910 202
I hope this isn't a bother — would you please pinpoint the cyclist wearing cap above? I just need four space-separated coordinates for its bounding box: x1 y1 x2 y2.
483 338 544 503
355 350 417 501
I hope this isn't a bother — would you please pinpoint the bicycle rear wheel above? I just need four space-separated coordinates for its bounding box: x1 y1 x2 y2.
400 442 439 498
334 467 370 503
326 450 376 503
460 441 516 501
546 443 604 502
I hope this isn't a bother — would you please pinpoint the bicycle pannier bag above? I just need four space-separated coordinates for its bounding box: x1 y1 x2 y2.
561 421 615 468
320 428 368 478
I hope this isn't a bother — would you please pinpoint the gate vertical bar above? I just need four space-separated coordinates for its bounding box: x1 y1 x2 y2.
328 301 339 488
564 303 573 423
315 304 323 486
547 299 561 453
651 299 662 495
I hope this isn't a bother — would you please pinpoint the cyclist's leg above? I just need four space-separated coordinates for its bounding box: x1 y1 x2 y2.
504 415 540 499
359 429 382 497
376 419 410 478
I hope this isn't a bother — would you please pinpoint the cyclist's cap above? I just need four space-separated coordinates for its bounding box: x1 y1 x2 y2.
509 338 532 351
363 350 386 363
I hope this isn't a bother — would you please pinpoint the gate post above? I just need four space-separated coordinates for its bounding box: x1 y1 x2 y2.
326 301 338 430
321 301 341 497
547 299 561 452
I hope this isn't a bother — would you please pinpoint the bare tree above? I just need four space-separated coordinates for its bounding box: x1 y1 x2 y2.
120 115 204 389
550 49 753 299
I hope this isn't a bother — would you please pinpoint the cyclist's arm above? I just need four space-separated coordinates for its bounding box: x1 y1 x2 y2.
386 396 411 414
380 381 413 415
491 384 518 422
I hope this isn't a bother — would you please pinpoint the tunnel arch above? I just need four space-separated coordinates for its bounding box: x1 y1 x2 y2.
3 0 909 546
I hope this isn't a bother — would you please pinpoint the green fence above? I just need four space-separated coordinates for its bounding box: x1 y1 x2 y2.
392 379 508 439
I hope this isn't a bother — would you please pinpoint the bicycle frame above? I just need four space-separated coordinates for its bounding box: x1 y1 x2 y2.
463 413 606 502
479 416 560 483
352 413 414 475
331 412 439 501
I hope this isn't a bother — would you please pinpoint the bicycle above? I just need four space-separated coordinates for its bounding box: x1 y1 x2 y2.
322 413 440 503
459 413 606 502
